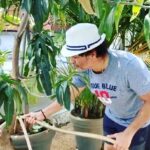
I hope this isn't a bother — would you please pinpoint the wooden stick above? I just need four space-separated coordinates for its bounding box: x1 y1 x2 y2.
17 117 32 150
20 116 115 144
36 120 115 144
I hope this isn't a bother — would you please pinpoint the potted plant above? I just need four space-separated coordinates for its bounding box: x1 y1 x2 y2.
52 61 105 150
0 0 149 150
0 1 58 150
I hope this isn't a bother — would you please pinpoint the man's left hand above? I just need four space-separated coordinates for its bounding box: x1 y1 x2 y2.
107 131 134 150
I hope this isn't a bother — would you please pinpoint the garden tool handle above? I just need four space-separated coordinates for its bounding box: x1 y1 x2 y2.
35 119 115 144
21 115 115 144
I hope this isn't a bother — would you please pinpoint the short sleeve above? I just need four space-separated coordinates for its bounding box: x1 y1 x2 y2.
72 70 89 87
126 57 150 96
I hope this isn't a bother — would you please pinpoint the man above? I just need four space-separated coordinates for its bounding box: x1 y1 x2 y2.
26 23 150 150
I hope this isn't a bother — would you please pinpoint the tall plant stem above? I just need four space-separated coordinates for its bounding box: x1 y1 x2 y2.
12 11 29 79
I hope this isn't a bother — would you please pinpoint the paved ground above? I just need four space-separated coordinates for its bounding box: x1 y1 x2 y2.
51 123 76 150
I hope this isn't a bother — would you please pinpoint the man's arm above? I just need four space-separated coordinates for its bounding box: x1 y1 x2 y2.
124 91 150 136
107 91 150 150
25 87 84 124
43 86 85 117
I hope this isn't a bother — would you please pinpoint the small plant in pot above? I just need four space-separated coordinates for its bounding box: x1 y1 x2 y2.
52 61 105 150
0 9 58 150
0 71 56 150
0 46 56 150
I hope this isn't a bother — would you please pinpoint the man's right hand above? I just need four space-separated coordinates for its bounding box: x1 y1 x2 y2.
25 111 45 124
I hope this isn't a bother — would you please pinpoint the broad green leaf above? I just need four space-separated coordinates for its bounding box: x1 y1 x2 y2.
130 0 144 22
4 86 14 126
93 0 103 18
21 0 33 13
0 18 5 32
98 3 110 34
0 92 5 108
105 7 115 41
36 75 44 93
13 89 22 114
0 81 7 91
15 84 28 105
40 69 52 95
0 0 7 8
56 85 63 105
63 85 71 110
24 62 30 76
31 0 50 32
144 11 150 48
114 3 124 33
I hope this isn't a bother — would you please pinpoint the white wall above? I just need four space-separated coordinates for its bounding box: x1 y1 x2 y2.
0 31 25 72
0 31 16 51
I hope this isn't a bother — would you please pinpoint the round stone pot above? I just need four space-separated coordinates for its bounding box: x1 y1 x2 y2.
70 113 103 150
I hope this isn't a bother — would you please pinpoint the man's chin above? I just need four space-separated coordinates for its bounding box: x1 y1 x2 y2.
74 65 86 71
76 67 86 71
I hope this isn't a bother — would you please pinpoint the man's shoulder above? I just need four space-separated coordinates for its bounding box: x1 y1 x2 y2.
108 49 138 61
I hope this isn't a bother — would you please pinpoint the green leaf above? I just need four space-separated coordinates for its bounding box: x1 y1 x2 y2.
40 69 52 95
94 0 103 18
0 81 7 91
144 11 150 48
63 85 71 110
13 89 22 114
56 85 63 105
0 94 4 108
130 0 144 22
21 0 33 13
4 86 14 126
105 7 115 41
15 84 28 105
98 3 110 34
0 0 7 8
31 0 50 32
114 3 124 33
36 75 44 93
24 62 30 76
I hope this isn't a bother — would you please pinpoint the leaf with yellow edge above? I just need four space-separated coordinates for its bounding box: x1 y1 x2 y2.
78 0 95 15
3 14 21 25
130 0 144 22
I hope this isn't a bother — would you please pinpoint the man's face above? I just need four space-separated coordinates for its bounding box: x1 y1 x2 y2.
70 54 92 70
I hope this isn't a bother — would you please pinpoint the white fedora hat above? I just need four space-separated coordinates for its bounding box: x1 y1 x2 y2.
61 23 106 57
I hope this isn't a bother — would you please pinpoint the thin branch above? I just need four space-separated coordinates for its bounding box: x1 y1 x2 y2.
20 115 116 145
107 0 150 9
12 10 29 79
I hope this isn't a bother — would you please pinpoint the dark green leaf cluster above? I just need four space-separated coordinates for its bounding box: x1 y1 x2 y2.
0 73 27 126
74 87 105 119
53 63 78 110
21 0 50 31
24 31 59 96
53 62 105 118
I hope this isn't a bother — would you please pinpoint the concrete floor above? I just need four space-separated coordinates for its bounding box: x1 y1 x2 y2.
51 123 76 150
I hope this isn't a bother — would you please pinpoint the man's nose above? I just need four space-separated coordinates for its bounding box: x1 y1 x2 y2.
70 57 75 63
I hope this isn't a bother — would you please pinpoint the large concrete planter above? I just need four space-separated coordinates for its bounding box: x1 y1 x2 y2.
11 129 55 150
70 113 103 150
